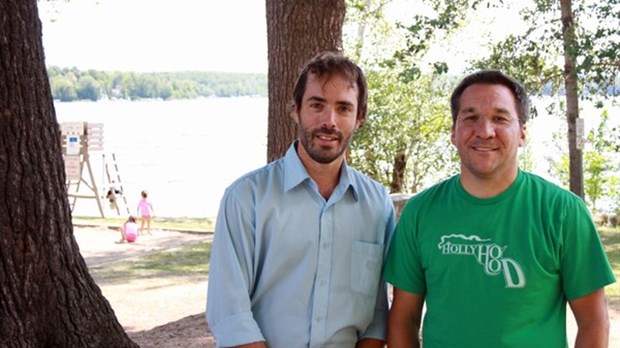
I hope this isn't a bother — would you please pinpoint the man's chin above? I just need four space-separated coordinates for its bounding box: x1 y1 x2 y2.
309 149 341 164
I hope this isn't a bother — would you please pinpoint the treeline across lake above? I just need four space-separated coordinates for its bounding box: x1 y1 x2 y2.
47 66 267 102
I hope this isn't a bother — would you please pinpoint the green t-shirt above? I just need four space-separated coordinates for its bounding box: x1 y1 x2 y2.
384 170 616 348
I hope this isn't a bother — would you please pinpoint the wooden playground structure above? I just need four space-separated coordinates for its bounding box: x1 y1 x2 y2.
60 122 130 218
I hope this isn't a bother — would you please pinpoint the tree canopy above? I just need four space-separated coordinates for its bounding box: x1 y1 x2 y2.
47 66 267 101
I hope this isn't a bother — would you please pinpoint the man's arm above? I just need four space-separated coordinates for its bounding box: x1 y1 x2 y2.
358 198 396 346
206 191 266 346
569 288 610 348
355 337 384 348
388 288 425 348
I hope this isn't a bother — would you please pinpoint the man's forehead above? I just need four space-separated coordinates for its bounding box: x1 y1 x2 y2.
307 72 357 91
460 84 517 110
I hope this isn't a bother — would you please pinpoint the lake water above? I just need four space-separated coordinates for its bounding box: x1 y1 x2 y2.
55 97 268 218
55 97 618 218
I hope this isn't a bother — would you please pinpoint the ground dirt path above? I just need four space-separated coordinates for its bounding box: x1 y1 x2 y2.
75 226 215 347
75 226 618 348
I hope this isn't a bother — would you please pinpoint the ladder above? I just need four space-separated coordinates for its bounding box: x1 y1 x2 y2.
103 153 131 216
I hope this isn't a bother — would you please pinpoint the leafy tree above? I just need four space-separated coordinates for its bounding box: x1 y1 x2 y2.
76 75 101 101
584 110 620 213
50 76 77 101
345 0 466 192
548 107 620 214
351 69 457 193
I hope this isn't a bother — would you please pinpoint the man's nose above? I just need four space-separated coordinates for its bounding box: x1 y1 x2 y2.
475 117 496 138
320 107 337 128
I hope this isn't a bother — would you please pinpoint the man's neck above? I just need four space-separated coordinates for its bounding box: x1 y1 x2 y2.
460 168 519 199
297 146 343 200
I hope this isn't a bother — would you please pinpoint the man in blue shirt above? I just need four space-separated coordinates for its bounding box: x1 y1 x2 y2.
206 51 395 347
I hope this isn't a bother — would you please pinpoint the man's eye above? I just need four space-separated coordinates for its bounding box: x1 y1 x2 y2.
494 116 510 124
338 105 352 113
462 115 478 123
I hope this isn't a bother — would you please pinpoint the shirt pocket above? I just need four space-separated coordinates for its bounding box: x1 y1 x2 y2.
350 240 384 296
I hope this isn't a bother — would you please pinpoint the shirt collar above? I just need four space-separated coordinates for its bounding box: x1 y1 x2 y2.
283 141 359 201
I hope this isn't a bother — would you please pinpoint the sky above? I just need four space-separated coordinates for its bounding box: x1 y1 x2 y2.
38 0 268 73
38 0 526 74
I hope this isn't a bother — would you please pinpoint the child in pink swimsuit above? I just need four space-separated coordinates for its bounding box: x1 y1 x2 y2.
137 190 154 235
119 215 138 243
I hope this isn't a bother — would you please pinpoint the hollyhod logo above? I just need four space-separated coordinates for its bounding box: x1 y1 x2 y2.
438 234 526 288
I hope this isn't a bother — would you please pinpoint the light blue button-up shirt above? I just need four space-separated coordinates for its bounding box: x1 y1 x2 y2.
207 142 395 348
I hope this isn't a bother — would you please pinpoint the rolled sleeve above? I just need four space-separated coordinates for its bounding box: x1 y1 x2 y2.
210 312 265 347
207 188 263 346
360 281 389 341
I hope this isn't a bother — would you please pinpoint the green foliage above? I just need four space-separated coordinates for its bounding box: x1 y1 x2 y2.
50 76 77 101
76 75 101 101
350 70 458 193
344 0 618 200
473 33 564 100
519 136 536 172
47 66 267 101
387 0 472 80
472 0 620 104
548 107 620 213
584 110 620 212
345 0 466 193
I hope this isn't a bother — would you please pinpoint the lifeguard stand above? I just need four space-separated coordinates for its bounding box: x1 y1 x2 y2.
60 122 130 218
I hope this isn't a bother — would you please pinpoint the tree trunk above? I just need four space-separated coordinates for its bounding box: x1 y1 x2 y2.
560 0 584 198
0 1 138 347
265 0 346 162
389 151 407 193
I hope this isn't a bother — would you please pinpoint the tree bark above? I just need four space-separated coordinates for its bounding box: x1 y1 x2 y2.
265 0 346 162
560 0 584 198
0 1 138 347
390 151 407 193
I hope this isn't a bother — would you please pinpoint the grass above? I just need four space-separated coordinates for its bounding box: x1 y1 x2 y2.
89 242 212 286
86 220 619 310
73 216 216 232
600 226 620 308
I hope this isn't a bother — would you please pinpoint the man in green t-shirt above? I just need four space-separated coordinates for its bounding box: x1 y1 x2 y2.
384 70 616 348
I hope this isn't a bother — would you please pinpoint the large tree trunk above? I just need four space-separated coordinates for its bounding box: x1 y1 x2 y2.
560 0 584 198
265 0 346 161
0 1 137 347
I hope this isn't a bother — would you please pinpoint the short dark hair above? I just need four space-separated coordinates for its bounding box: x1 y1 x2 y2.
450 70 530 126
291 51 368 124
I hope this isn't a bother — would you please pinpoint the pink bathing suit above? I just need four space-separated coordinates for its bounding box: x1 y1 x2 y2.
124 222 138 243
137 198 153 217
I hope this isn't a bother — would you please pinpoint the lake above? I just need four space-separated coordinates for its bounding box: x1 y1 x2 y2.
55 97 618 218
55 97 268 218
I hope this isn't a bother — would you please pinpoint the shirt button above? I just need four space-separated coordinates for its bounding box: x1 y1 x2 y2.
322 243 329 249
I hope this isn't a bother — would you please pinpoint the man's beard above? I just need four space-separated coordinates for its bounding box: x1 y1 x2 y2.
299 124 352 164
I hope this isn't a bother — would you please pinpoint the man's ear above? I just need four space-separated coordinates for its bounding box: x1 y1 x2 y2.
355 118 364 130
450 126 456 146
291 107 300 125
519 124 527 147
